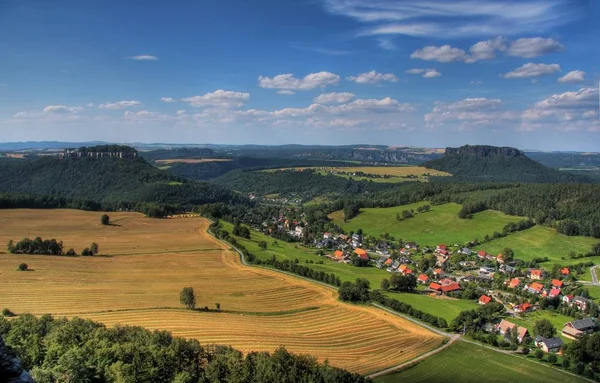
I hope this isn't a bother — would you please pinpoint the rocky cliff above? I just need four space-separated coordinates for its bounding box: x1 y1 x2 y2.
444 145 524 158
0 337 35 383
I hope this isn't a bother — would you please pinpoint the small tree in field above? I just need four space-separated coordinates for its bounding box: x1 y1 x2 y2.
258 241 268 250
101 214 110 225
180 287 196 309
18 263 28 271
215 303 221 312
90 243 99 255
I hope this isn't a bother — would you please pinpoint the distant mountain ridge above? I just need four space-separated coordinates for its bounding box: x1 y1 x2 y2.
424 145 592 183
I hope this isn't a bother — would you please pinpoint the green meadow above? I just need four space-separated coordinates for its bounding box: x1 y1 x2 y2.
330 202 523 246
374 340 586 383
510 310 575 343
384 291 478 323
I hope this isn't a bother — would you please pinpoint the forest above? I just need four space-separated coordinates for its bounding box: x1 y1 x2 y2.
0 315 370 383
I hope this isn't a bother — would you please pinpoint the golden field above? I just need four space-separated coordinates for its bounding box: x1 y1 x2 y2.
0 210 442 374
264 166 451 183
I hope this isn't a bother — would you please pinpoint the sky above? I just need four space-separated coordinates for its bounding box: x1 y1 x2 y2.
0 0 599 151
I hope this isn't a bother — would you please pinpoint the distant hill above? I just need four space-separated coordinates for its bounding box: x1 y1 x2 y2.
0 148 243 209
424 145 591 183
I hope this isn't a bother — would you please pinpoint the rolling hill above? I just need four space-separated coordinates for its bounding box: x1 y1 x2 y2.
424 145 590 183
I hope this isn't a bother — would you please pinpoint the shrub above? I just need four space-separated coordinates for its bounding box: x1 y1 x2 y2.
101 214 110 225
535 349 544 360
2 308 15 317
18 263 28 271
548 354 557 364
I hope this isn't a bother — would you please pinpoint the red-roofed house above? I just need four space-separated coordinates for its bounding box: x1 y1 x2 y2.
515 302 532 313
398 264 413 275
477 250 488 259
429 282 442 292
323 232 332 239
418 274 430 284
440 278 454 286
548 288 562 298
561 267 570 276
552 279 563 288
498 320 529 343
436 244 447 252
333 250 344 259
496 253 505 264
441 283 461 294
563 294 574 304
384 258 393 266
526 282 545 294
508 278 521 289
529 269 544 280
433 268 443 277
354 248 368 260
479 295 492 305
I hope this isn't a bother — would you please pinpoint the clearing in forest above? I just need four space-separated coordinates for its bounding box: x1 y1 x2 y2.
0 209 442 375
263 166 451 183
155 158 233 164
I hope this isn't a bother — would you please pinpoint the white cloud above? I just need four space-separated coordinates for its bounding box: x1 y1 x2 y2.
277 90 296 95
466 37 508 62
314 92 356 104
181 90 250 108
347 70 398 84
507 37 564 58
289 45 351 56
410 45 467 62
470 80 483 85
405 68 441 78
424 98 519 130
501 63 561 79
98 100 143 109
42 105 83 114
176 110 187 116
522 88 599 131
126 55 158 61
161 97 177 103
323 0 581 38
258 72 340 91
558 70 586 83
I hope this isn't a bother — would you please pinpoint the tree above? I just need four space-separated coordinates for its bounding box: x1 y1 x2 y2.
81 248 91 256
548 354 557 364
18 263 28 271
180 287 196 309
66 248 77 256
90 242 99 255
7 240 14 252
390 274 417 292
535 349 544 360
258 241 268 250
215 302 220 312
533 319 557 338
101 214 110 225
381 279 390 291
502 248 514 263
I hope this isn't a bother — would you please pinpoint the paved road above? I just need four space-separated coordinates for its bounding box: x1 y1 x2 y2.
591 265 599 285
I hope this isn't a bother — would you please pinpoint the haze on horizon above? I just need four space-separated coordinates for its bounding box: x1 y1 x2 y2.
1 0 599 151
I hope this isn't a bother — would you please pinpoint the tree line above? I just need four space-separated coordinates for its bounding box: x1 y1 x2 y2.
0 314 370 383
7 237 99 256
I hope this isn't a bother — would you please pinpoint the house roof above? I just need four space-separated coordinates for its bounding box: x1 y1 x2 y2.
530 269 543 277
551 279 563 288
498 319 529 339
479 295 492 304
478 250 487 256
562 326 583 337
569 318 596 331
530 282 544 292
549 288 561 297
541 337 563 349
564 294 574 301
334 250 344 258
508 278 520 288
354 248 367 256
418 274 429 282
437 244 447 249
516 302 531 311
429 282 442 291
384 258 393 265
441 283 461 293
561 267 570 275
434 268 443 274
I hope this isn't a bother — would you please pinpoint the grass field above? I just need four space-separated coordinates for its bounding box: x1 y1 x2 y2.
0 209 443 374
483 226 598 264
330 202 524 246
511 310 578 343
264 166 451 183
374 341 586 383
384 291 479 323
155 158 232 164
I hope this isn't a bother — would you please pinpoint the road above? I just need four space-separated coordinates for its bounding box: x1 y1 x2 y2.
591 265 599 285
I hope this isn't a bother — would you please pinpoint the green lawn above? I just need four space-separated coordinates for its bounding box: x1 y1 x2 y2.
219 221 393 288
374 341 586 383
483 226 597 264
330 202 523 246
510 310 575 343
384 291 479 323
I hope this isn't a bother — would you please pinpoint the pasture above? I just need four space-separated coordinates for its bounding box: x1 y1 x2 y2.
155 158 232 164
374 340 586 383
264 166 451 183
0 209 443 374
384 291 479 323
511 310 576 344
330 202 523 246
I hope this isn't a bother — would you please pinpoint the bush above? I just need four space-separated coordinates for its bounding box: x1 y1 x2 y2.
535 349 544 360
101 214 110 225
522 347 530 355
18 263 28 271
2 308 15 317
548 354 557 364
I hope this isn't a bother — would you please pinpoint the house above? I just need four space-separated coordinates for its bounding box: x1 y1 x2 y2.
435 255 448 267
399 248 411 256
351 234 362 243
562 318 596 340
526 282 544 295
387 261 401 272
417 274 430 284
561 267 570 276
323 232 332 239
376 257 388 268
529 269 544 280
572 296 591 311
479 295 492 305
354 248 369 260
433 268 443 277
440 283 461 294
551 279 563 288
496 253 505 264
405 242 418 249
398 264 412 275
436 244 447 252
477 250 488 260
563 294 574 305
439 278 454 286
460 248 472 256
338 234 349 242
514 302 532 313
536 337 564 353
501 265 517 274
548 288 561 298
479 266 495 274
333 250 345 260
384 258 393 267
508 278 521 289
497 319 529 343
428 282 442 292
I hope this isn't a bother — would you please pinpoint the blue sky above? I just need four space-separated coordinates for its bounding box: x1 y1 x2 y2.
0 0 599 150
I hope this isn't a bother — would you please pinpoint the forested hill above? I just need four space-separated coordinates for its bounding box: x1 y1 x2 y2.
0 156 243 209
424 145 590 183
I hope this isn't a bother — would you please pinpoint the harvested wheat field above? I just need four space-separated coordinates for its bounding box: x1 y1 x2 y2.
0 209 442 374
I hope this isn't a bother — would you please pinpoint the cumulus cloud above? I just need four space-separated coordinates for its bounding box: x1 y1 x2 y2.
405 68 441 78
424 98 519 130
181 90 250 108
13 105 84 121
466 37 508 62
506 37 564 58
258 72 340 91
522 88 599 131
42 105 83 114
126 55 158 61
314 92 356 104
410 45 467 62
277 90 296 95
558 70 586 83
98 100 143 109
161 97 177 103
347 70 398 84
501 63 561 79
322 0 581 38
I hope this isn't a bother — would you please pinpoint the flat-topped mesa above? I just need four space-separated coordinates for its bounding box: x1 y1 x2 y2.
61 145 138 159
445 145 524 158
